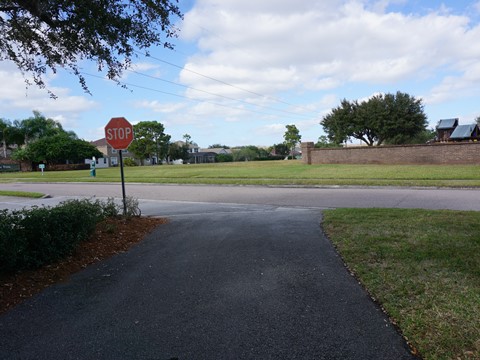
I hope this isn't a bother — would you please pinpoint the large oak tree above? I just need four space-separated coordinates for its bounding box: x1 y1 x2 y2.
321 91 428 146
0 0 182 95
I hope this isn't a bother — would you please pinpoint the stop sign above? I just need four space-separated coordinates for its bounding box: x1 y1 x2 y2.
105 117 134 150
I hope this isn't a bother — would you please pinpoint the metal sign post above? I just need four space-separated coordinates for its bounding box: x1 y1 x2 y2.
104 117 134 216
119 150 127 216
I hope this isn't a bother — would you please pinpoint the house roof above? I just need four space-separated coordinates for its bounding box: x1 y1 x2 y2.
90 138 108 146
190 151 217 156
436 118 458 129
450 124 477 139
200 148 232 154
174 141 199 149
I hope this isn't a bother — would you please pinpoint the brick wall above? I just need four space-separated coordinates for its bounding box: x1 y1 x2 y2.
301 142 480 165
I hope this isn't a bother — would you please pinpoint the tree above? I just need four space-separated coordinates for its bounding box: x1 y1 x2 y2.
384 128 436 145
2 111 79 160
476 116 480 126
209 144 230 149
232 146 260 162
270 143 289 156
13 133 101 164
183 134 192 145
0 119 23 158
0 1 182 96
129 121 170 165
283 125 301 160
321 91 427 146
14 111 66 145
167 142 189 162
315 135 342 148
0 119 10 157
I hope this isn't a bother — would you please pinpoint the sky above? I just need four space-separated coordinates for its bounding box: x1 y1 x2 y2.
1 0 480 148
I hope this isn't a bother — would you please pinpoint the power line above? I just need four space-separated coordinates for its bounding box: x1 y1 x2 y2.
136 50 269 99
81 71 308 120
126 69 314 119
135 50 321 116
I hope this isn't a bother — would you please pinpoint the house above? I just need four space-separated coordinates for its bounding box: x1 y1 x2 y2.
174 141 200 154
449 124 480 142
189 151 217 164
90 138 134 167
173 141 217 163
436 118 459 142
199 147 232 155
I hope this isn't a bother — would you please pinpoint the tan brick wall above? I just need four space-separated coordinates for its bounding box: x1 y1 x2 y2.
301 142 480 165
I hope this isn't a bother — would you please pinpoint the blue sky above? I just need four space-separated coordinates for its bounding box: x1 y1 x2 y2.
1 0 480 148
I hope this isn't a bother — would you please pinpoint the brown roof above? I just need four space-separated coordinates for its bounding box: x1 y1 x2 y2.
90 138 107 146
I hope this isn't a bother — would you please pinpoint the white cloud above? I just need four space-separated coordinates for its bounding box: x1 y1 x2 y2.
134 100 186 113
425 62 480 105
370 0 407 14
130 62 161 72
179 0 480 110
255 123 285 136
0 61 97 123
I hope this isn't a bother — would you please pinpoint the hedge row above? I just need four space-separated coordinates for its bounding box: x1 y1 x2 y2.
0 198 120 274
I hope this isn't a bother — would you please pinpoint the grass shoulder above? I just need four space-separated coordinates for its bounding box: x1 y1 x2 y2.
0 190 45 198
0 161 479 187
322 208 480 360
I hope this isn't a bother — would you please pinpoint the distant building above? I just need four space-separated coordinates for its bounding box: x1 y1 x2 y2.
199 147 232 155
90 138 134 167
436 118 459 142
190 151 217 164
174 141 200 153
435 118 479 142
449 124 480 141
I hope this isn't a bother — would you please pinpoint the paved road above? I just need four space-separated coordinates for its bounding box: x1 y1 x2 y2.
0 204 415 359
1 182 480 212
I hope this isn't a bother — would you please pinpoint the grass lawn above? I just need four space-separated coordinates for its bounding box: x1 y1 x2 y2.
322 208 480 360
0 161 479 187
0 190 44 198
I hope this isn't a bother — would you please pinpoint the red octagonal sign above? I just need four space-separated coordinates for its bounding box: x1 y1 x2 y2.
105 117 134 150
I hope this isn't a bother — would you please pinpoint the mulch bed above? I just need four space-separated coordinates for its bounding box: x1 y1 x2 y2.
0 216 168 315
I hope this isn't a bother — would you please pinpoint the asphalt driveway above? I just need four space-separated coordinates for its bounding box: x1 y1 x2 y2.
0 204 415 359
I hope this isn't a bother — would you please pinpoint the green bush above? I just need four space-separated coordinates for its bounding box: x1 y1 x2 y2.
215 153 233 162
0 198 119 274
99 197 120 218
123 158 137 166
0 210 24 272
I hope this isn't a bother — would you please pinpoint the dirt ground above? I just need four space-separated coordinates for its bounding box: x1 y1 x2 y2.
0 216 167 315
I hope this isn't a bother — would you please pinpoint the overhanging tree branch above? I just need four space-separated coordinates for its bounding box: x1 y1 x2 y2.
0 0 183 96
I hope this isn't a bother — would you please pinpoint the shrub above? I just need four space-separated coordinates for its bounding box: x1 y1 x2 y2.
99 197 120 218
117 196 141 217
215 153 233 162
0 198 114 273
0 210 24 272
123 158 137 166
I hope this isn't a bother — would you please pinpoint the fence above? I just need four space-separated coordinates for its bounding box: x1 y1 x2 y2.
301 141 480 165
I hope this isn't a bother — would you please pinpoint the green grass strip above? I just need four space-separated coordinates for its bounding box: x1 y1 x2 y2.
0 161 479 187
0 190 45 198
322 208 480 360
